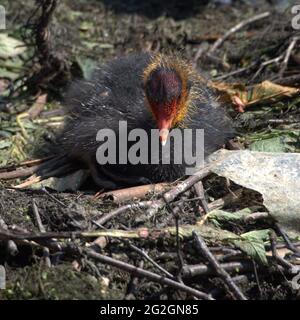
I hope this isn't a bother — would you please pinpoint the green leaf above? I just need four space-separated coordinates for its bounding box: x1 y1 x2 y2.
76 56 98 79
249 135 298 153
0 34 26 59
231 229 271 265
0 140 11 149
207 207 253 223
241 229 271 242
233 238 268 265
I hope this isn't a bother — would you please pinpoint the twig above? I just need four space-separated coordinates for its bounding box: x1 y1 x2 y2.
214 61 259 81
163 163 212 203
0 156 53 171
274 74 300 86
252 260 262 298
0 165 40 180
93 201 156 226
84 248 213 300
32 199 46 233
244 212 270 223
95 183 170 203
0 154 70 182
128 243 175 279
162 196 185 277
41 187 68 208
192 42 209 68
275 223 300 257
193 181 209 215
269 231 295 270
279 37 299 78
182 261 253 277
209 11 270 54
32 199 51 267
250 54 284 83
94 162 213 224
207 189 243 211
193 231 247 300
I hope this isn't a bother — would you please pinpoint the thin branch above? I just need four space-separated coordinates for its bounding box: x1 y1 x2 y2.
269 231 295 270
84 248 213 300
32 199 51 267
193 231 247 300
209 11 270 54
128 243 175 279
279 37 299 78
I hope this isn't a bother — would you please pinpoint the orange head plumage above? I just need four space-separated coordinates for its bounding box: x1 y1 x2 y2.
143 54 193 145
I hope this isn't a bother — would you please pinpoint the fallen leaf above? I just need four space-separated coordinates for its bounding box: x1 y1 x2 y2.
211 80 299 111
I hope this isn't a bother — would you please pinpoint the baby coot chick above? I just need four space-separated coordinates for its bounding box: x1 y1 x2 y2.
61 53 234 189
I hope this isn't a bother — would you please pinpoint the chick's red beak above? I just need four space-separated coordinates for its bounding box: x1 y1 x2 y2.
157 116 173 146
151 100 177 146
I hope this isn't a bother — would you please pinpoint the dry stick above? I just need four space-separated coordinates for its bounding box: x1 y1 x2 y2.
279 37 299 78
84 248 213 300
275 223 300 257
244 212 270 223
0 154 69 181
128 243 175 279
209 11 270 54
207 189 243 211
251 260 262 298
32 199 46 233
163 163 212 203
214 61 259 81
94 163 213 225
162 197 185 277
193 232 247 300
274 74 300 86
32 199 51 267
193 181 209 215
13 162 74 188
93 220 175 280
182 261 253 277
95 183 169 203
0 158 48 174
269 231 295 270
41 187 68 208
94 201 156 226
0 165 40 180
250 54 284 83
192 42 209 67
